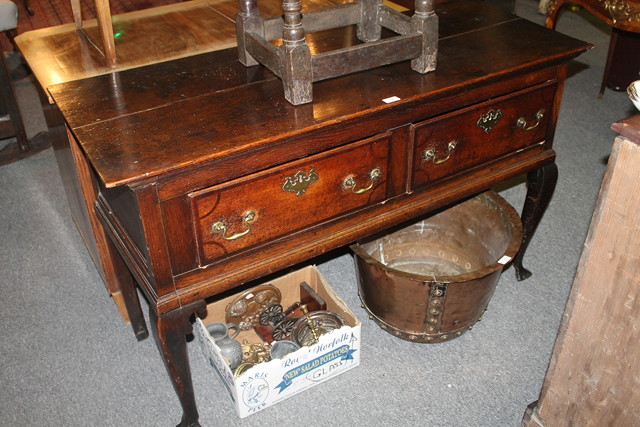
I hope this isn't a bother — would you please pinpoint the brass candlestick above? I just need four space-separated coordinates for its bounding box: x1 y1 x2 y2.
301 304 320 344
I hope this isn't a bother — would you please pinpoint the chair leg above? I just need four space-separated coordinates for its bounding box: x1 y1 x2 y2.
0 36 50 166
0 47 29 153
599 30 618 98
22 0 35 16
5 28 18 52
70 0 83 28
95 0 117 68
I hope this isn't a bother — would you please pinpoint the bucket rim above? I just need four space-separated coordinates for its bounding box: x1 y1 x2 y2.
350 191 523 283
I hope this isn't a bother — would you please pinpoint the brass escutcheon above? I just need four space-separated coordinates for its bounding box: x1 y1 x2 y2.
212 210 256 240
282 168 318 196
476 108 503 133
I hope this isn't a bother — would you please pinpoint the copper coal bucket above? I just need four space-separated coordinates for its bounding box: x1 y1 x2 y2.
351 191 522 343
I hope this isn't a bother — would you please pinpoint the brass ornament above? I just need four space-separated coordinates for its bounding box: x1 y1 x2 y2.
476 109 503 133
225 284 282 330
282 168 318 196
240 340 271 365
603 0 640 23
546 0 640 24
234 361 255 377
291 309 345 346
271 317 297 341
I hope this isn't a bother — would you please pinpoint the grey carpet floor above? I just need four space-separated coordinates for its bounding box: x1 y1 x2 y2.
1 0 637 426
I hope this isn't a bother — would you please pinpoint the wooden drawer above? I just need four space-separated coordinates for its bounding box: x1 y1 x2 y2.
411 83 557 189
190 132 392 265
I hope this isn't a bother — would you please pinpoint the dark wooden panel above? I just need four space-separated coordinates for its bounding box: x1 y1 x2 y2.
153 66 560 201
190 133 392 265
133 184 177 297
99 182 150 263
51 48 274 126
161 196 199 275
411 82 557 189
0 119 16 140
611 114 640 141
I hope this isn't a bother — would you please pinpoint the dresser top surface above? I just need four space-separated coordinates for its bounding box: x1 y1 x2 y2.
611 114 640 142
49 0 590 188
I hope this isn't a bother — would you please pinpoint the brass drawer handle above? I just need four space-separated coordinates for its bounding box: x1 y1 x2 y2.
343 168 382 194
212 210 256 240
423 141 458 165
517 109 545 131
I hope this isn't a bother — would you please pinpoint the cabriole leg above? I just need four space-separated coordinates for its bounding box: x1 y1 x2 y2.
150 301 206 427
513 162 558 281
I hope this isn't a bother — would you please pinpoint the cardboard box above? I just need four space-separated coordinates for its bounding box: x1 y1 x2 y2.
194 265 361 418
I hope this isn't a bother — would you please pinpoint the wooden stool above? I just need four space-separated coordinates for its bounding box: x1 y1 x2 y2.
237 0 438 104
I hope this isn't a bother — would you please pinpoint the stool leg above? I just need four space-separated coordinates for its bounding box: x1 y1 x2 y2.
411 0 438 74
357 0 382 42
236 0 264 67
280 0 312 105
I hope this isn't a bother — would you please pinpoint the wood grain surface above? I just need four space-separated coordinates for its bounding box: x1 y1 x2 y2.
531 123 640 426
15 0 348 90
49 13 588 188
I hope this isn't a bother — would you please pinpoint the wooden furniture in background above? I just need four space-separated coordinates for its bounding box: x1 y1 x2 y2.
603 30 640 91
0 0 27 152
47 2 589 424
69 0 117 67
545 0 640 96
522 114 640 426
0 0 48 165
0 45 28 162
